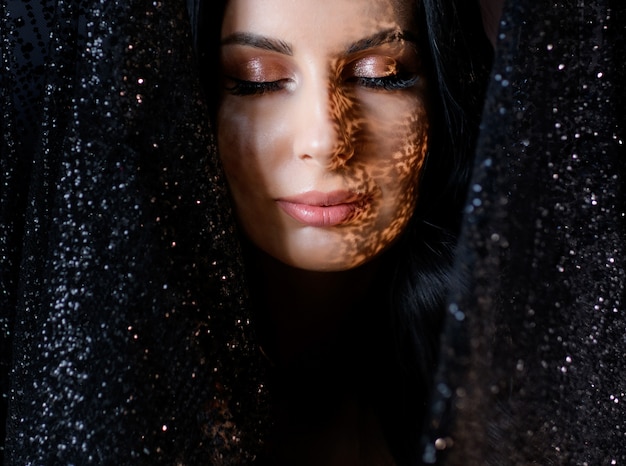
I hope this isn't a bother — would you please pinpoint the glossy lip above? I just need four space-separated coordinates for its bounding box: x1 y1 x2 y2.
276 190 368 227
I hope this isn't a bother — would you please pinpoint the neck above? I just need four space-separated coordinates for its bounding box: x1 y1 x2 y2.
249 249 381 367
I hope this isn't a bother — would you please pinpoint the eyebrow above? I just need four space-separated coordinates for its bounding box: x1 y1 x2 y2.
221 32 293 55
346 29 418 54
221 28 417 56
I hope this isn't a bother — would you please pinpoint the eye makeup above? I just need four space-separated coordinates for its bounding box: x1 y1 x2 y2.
220 49 294 95
341 42 421 91
219 29 421 96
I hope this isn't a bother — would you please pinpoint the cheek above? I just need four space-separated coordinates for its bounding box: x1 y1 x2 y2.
330 100 427 267
216 100 285 191
366 98 429 209
216 104 284 250
218 102 250 178
367 103 428 252
391 131 427 230
381 131 427 237
391 114 428 197
218 101 258 170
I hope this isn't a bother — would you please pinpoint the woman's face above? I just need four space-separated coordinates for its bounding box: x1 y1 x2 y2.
217 0 429 271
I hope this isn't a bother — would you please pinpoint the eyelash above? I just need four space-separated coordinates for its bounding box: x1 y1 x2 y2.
225 78 285 96
350 74 420 91
224 72 419 96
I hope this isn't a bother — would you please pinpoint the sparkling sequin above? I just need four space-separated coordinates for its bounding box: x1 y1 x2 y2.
2 0 268 464
423 2 626 465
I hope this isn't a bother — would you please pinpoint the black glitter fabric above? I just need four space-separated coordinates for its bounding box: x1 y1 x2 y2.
2 0 625 465
422 1 626 465
2 0 268 464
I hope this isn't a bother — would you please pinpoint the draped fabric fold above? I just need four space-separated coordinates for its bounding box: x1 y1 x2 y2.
423 1 626 464
2 1 268 464
2 0 625 465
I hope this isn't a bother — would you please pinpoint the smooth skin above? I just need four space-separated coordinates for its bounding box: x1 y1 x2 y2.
217 0 429 272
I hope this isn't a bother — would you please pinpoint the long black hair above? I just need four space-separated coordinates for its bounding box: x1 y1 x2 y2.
186 0 493 463
380 1 493 461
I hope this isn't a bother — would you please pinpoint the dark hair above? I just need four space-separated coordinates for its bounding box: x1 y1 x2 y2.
187 0 493 463
187 0 227 120
381 1 493 462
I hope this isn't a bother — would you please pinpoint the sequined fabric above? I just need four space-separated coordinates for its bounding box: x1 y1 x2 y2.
2 0 268 464
422 1 626 465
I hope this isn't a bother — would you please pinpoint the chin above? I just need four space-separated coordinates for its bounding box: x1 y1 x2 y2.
276 248 374 272
290 260 362 273
250 228 393 272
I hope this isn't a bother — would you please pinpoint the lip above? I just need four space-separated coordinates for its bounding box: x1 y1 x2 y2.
276 190 367 227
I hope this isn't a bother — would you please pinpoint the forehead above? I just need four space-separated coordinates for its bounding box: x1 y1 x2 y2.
221 0 417 46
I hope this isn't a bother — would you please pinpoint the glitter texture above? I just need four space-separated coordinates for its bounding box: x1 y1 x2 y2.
422 1 626 465
2 0 268 464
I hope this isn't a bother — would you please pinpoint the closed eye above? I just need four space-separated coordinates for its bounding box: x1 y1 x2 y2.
343 51 421 92
224 77 287 96
350 74 420 91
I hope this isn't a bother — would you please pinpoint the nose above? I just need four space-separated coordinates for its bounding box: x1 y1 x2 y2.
292 79 356 169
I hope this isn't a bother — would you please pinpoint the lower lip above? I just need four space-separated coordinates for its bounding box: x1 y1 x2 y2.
276 201 361 227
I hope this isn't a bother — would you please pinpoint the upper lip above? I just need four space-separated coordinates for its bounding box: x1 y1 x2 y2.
277 190 365 206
